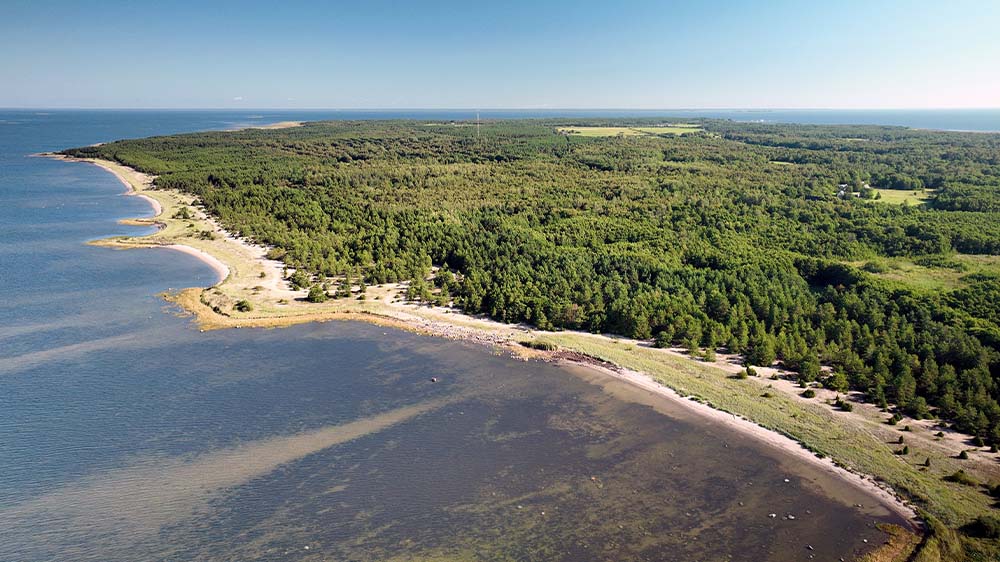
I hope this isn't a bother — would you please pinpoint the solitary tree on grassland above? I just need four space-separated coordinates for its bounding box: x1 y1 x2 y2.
307 284 328 303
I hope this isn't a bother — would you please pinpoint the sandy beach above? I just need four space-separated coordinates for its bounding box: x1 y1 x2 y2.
246 121 303 130
162 245 230 285
52 151 1000 556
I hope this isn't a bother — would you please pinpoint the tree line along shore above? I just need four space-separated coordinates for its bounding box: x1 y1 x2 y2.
60 118 1000 560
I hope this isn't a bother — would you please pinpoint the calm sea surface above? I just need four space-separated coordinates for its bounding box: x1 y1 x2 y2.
0 109 968 561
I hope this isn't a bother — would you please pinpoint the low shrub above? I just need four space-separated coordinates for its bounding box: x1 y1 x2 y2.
962 515 1000 539
944 469 977 486
306 284 328 303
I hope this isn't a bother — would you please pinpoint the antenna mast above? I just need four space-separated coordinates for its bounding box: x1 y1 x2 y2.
476 111 480 139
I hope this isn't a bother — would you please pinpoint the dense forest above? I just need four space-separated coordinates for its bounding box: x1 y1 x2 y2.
65 119 1000 445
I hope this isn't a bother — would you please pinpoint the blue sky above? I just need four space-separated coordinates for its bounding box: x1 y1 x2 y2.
2 0 998 109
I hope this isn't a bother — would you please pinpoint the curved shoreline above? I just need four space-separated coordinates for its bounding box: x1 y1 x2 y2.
44 153 164 216
161 244 230 285
579 360 920 524
47 152 942 552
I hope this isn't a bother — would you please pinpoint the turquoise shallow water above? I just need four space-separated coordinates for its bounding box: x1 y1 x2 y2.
0 110 926 561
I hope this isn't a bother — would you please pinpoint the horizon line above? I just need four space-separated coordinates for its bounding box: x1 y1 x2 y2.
3 106 1000 112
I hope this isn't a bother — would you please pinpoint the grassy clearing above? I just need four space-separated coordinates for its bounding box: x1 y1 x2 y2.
557 125 702 137
955 253 1000 272
853 254 1000 293
557 127 643 137
856 259 966 293
871 188 934 206
632 125 703 135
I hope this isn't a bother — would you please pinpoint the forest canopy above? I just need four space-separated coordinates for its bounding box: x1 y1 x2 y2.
65 118 1000 444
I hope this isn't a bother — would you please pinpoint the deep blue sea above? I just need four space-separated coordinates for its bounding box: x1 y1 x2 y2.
0 110 917 561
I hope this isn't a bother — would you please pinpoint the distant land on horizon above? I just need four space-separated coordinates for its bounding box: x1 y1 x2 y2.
4 107 1000 133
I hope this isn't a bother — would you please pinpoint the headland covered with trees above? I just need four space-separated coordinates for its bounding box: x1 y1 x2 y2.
65 119 1000 448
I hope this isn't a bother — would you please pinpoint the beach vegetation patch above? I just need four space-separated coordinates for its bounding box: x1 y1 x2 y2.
520 340 557 351
963 515 1000 539
944 470 978 486
307 284 329 303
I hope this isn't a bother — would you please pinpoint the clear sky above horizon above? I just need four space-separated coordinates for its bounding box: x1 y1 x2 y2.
2 0 998 109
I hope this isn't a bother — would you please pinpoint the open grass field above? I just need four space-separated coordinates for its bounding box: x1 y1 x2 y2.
871 188 934 206
632 125 703 135
557 126 642 137
851 254 1000 293
557 125 703 137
